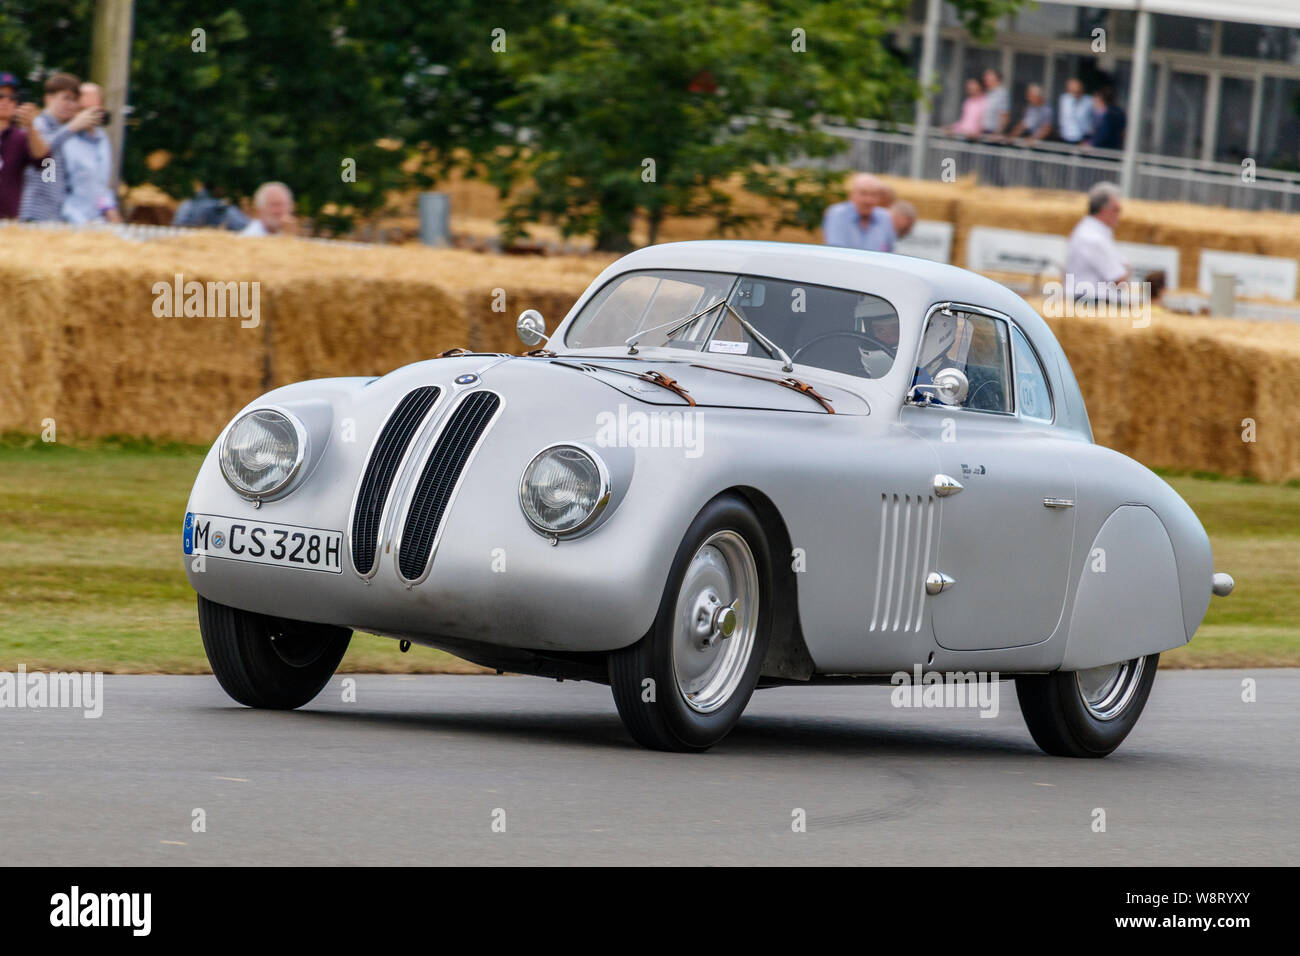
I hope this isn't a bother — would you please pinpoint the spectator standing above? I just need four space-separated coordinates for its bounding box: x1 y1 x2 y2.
1006 84 1053 143
947 77 986 138
1065 181 1130 303
61 82 120 224
821 173 896 252
0 71 52 219
239 181 296 236
19 73 98 222
1089 86 1127 150
980 68 1010 137
1057 78 1093 145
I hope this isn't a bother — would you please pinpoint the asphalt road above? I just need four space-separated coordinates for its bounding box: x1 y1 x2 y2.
2 670 1295 865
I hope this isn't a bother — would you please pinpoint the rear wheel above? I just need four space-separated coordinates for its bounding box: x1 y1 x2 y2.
198 595 351 709
1016 654 1159 757
609 495 772 751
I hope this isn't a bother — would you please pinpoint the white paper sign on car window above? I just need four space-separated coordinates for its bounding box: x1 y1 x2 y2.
707 340 749 354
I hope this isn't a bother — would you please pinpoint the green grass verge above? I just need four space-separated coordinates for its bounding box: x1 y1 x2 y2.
0 436 483 673
0 436 1294 672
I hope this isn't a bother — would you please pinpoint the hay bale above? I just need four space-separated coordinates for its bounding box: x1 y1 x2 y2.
1 225 1297 481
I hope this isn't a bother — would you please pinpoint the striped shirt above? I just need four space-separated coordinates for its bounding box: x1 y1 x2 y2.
18 111 75 221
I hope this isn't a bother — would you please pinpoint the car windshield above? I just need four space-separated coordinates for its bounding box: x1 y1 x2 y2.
563 269 900 380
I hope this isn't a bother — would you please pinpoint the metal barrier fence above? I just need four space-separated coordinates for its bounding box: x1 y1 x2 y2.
819 122 1300 212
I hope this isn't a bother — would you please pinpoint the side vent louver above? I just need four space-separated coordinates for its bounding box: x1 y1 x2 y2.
350 386 441 575
397 390 501 581
869 492 938 633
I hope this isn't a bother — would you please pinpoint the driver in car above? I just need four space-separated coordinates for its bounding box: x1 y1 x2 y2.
853 296 900 377
909 311 959 404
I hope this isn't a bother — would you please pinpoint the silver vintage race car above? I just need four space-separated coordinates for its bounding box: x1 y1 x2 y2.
184 240 1233 756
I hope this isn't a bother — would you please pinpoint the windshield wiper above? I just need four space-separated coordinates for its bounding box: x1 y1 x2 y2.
625 299 725 354
625 298 795 372
716 301 795 372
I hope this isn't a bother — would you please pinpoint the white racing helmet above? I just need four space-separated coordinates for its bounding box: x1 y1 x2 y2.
919 312 959 367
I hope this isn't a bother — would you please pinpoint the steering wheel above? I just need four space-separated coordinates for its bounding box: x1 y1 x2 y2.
791 331 896 376
967 379 1005 411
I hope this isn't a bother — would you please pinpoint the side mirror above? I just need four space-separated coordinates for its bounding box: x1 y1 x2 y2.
932 367 969 406
516 309 548 347
908 367 969 406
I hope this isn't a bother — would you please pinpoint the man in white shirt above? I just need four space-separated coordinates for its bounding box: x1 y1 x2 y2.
240 181 295 236
1065 181 1130 304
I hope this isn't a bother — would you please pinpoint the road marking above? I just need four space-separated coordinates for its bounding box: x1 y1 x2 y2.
215 776 249 782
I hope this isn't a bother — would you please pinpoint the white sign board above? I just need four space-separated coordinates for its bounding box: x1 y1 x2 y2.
966 227 1067 277
966 226 1181 286
1115 242 1180 285
1198 250 1298 302
896 220 953 264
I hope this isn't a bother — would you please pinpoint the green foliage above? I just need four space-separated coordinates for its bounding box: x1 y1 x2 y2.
467 0 1020 249
0 0 1020 239
121 1 411 232
481 1 919 249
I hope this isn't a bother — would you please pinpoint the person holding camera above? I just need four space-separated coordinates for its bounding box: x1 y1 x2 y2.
19 72 102 222
61 82 120 224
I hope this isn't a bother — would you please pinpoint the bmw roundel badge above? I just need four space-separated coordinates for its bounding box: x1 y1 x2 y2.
455 373 479 386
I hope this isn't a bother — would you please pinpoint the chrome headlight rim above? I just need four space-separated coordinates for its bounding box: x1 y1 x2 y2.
219 405 309 501
518 442 612 539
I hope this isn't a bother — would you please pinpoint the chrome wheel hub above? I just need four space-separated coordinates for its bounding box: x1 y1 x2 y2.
671 531 759 714
1075 657 1146 721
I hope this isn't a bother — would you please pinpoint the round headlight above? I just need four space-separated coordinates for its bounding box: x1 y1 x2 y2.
520 445 610 536
220 409 306 499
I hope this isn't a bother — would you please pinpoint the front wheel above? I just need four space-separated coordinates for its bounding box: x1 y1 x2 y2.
609 495 772 752
1016 653 1159 757
198 595 351 709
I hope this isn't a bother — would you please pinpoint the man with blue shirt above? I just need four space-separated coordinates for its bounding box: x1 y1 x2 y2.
821 173 896 252
61 82 120 224
1057 77 1093 145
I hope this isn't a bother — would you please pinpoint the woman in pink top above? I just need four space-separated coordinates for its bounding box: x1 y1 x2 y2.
947 77 986 138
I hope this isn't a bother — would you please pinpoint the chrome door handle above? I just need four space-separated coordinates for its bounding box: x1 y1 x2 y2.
1043 497 1074 509
925 571 955 595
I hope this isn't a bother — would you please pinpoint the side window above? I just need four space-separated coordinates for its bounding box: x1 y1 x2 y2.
914 310 1012 413
1011 327 1054 422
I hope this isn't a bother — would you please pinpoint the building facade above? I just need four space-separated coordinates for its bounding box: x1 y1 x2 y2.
896 0 1300 170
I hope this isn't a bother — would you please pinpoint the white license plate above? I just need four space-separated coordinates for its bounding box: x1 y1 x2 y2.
183 513 343 574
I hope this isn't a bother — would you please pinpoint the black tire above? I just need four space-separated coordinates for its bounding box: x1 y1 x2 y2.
609 494 773 752
1016 653 1159 758
198 595 352 710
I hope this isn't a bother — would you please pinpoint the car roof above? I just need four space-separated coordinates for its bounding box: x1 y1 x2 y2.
559 240 1093 440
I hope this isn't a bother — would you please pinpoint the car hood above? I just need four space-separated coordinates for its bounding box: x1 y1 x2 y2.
370 353 870 416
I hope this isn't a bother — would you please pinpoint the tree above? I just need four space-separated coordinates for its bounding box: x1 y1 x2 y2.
0 0 413 232
474 0 1021 250
0 0 1022 238
122 0 411 232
